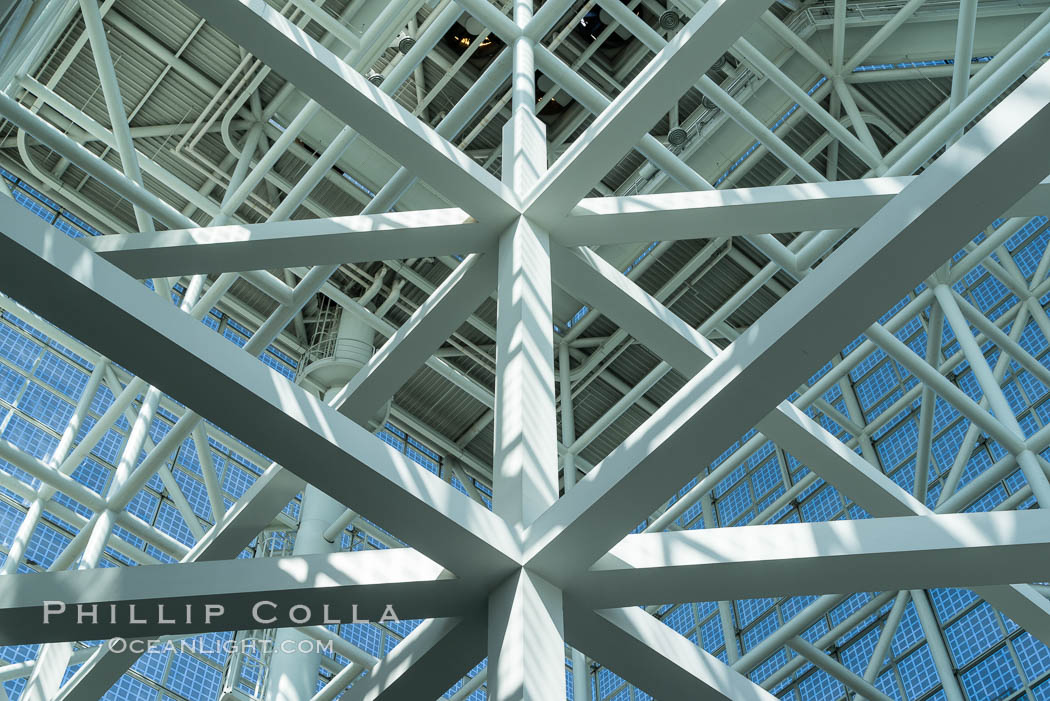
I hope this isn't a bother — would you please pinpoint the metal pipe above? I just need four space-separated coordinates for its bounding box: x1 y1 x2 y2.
842 0 928 73
374 279 404 318
910 590 964 701
934 284 1050 506
76 0 155 235
948 0 980 144
913 302 944 502
789 636 894 701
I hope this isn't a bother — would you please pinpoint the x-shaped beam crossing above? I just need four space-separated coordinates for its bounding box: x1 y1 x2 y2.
4 0 1050 699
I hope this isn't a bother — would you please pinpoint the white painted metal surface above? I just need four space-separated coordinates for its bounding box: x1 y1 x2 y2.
0 0 1049 700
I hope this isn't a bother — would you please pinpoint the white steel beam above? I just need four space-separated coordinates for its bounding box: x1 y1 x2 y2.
337 615 487 701
578 510 1050 607
0 196 520 576
327 251 498 426
187 463 306 562
522 0 772 220
557 177 1050 247
83 209 496 278
523 54 1050 573
564 602 777 700
57 243 503 692
488 569 566 701
0 548 480 644
548 243 927 518
552 235 1050 644
55 465 308 701
550 244 721 374
179 0 519 226
493 218 558 528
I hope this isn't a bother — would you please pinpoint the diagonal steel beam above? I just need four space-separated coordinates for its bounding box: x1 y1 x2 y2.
338 614 487 701
521 0 772 221
549 243 928 519
178 0 519 225
550 166 1050 643
55 465 307 701
55 250 502 698
524 54 1050 574
0 196 521 576
0 549 483 645
84 208 497 278
576 510 1050 607
564 600 777 700
327 251 498 426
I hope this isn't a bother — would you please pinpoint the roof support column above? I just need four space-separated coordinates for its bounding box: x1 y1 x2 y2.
559 342 591 699
493 213 557 527
265 313 377 701
488 569 566 701
493 0 554 527
489 3 565 698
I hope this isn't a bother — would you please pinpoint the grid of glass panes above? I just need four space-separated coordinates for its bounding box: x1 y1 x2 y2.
0 309 293 700
6 127 1050 701
0 179 440 700
610 218 1050 701
0 308 476 699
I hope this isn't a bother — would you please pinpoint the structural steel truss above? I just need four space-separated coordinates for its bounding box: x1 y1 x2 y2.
1 0 1050 699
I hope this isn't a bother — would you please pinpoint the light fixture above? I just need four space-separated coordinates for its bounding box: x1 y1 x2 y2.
667 127 688 146
659 11 680 29
396 31 415 55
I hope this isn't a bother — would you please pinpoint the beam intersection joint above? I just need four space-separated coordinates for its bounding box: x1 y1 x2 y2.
4 0 1050 699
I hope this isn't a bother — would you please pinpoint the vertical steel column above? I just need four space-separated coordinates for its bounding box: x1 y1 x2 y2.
559 341 591 701
702 493 740 664
264 313 376 701
910 590 964 701
492 0 556 528
489 2 565 699
948 0 979 144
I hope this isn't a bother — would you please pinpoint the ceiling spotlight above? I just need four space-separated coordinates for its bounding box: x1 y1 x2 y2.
444 18 503 59
367 70 384 86
396 31 415 55
659 11 680 30
667 127 688 146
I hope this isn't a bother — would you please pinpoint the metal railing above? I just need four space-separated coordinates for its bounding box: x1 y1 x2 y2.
295 331 375 383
